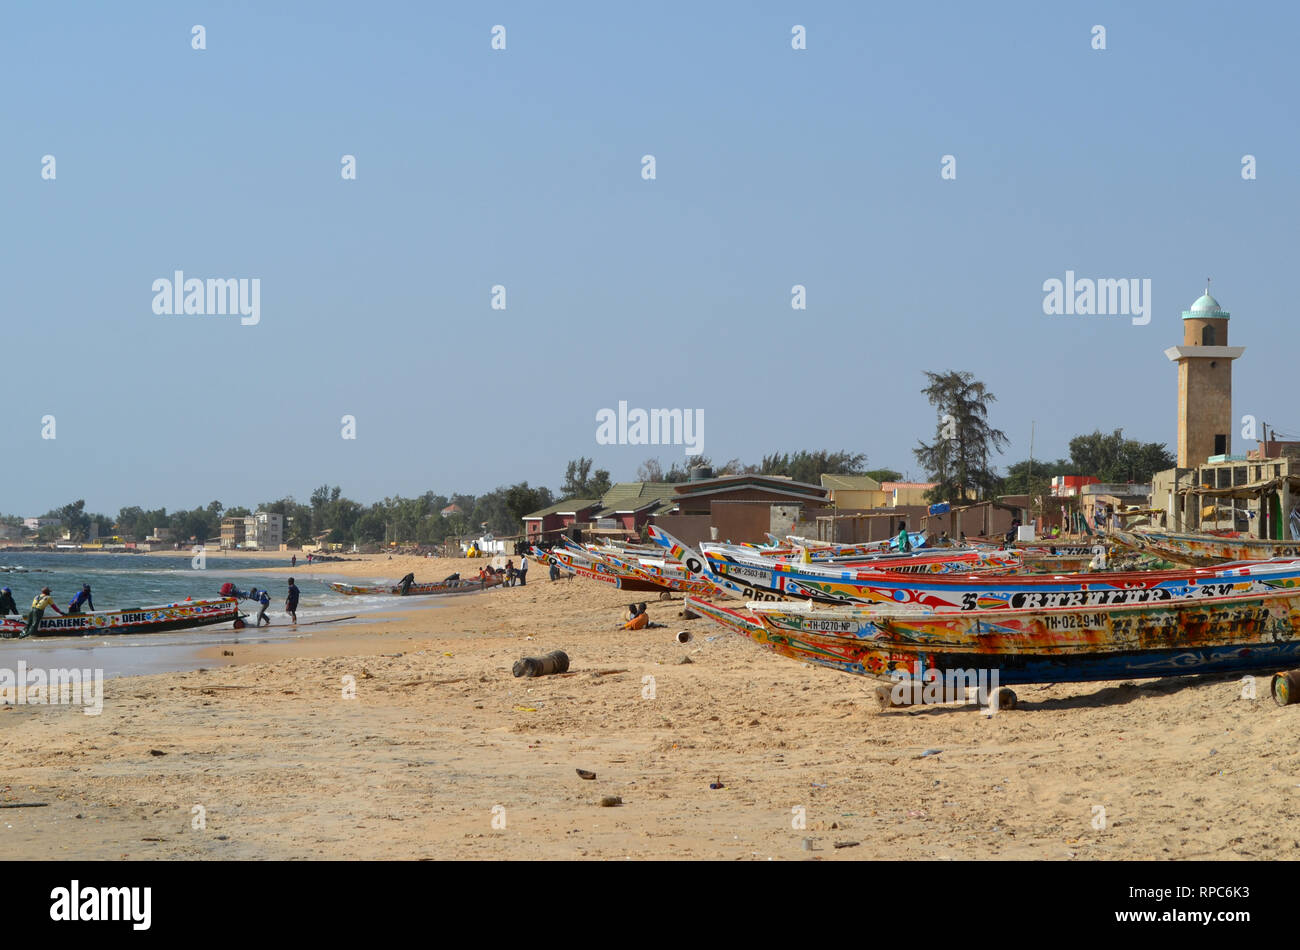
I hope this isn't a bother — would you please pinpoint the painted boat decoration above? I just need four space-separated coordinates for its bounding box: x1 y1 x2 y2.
1114 528 1300 567
531 547 666 592
0 598 240 638
596 551 715 595
687 588 1300 686
751 532 927 561
328 576 502 596
713 542 1021 575
648 525 1300 609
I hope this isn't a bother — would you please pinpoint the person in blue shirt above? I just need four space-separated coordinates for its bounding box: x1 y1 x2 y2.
255 588 271 626
68 584 94 614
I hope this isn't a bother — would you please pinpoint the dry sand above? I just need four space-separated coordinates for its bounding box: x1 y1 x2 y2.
1 553 1297 860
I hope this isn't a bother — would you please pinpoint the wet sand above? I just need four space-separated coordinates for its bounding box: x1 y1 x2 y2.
1 554 1295 860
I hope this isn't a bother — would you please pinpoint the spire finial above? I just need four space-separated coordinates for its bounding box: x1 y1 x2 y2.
1206 276 1212 295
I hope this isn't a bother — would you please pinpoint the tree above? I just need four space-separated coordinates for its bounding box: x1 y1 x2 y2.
759 450 867 485
913 371 1008 503
562 457 611 499
863 469 902 484
45 500 90 541
1068 429 1174 484
504 482 553 526
1000 457 1073 497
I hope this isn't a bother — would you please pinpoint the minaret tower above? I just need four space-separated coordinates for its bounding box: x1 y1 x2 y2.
1164 281 1245 467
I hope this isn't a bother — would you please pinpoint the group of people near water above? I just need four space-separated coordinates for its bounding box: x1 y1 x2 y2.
219 579 300 626
0 583 96 638
466 558 528 590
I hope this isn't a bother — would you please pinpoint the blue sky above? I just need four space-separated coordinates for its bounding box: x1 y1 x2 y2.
3 1 1297 514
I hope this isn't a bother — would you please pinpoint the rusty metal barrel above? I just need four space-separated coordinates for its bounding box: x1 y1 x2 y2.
1271 669 1300 706
512 650 570 678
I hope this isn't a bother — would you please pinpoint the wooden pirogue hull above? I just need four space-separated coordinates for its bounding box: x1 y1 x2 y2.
0 598 240 638
534 546 684 593
687 587 1300 686
328 576 502 596
1115 529 1300 567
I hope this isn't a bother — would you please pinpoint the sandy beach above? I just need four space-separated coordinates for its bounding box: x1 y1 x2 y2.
0 552 1293 861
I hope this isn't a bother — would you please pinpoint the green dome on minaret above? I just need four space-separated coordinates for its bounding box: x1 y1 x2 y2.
1182 285 1230 319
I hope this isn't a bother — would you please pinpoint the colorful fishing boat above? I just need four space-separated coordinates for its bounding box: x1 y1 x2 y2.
531 547 667 592
328 576 502 596
686 587 1300 685
647 525 1300 609
1114 528 1300 567
0 598 241 638
596 551 716 595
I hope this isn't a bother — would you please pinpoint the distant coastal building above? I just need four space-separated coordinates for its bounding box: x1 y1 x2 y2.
243 511 284 550
23 517 60 531
880 482 938 507
820 474 886 509
440 504 462 518
220 517 247 550
522 499 601 543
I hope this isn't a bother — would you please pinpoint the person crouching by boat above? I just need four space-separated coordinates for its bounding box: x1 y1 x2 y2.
398 572 415 596
22 587 64 638
0 587 18 618
285 577 300 624
255 588 271 626
67 584 94 614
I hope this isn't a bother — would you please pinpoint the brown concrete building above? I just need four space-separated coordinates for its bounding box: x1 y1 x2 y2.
1164 287 1244 467
651 474 831 546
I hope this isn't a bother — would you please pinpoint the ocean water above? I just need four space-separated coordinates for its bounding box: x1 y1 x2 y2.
0 551 435 678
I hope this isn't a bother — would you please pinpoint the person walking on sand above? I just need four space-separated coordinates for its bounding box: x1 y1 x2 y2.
255 588 271 626
22 587 64 638
285 577 300 624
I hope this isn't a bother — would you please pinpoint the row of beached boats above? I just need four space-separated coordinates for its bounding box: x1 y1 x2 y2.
528 525 1300 701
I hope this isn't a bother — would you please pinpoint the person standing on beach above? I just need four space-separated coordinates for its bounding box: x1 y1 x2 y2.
0 587 18 617
896 521 911 553
22 587 64 638
518 555 528 586
255 588 271 626
291 554 297 568
285 577 300 624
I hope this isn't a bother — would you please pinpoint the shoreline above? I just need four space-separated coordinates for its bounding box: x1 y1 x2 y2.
0 552 1288 860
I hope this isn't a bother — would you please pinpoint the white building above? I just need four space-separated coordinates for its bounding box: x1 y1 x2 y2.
23 517 60 531
243 512 284 550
